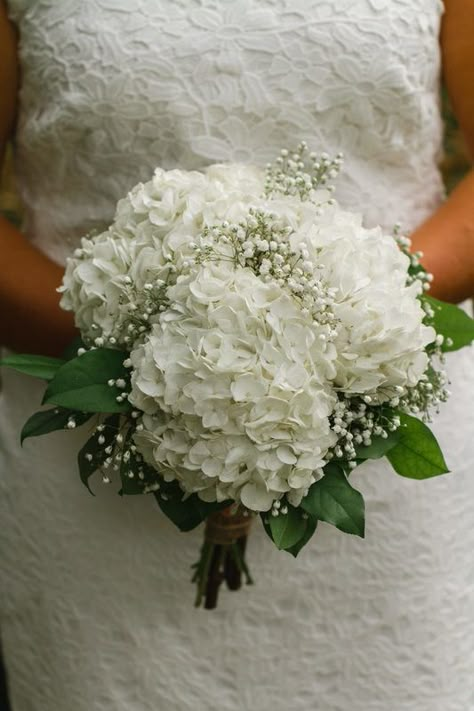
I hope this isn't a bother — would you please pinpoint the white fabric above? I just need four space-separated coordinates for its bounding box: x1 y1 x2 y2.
1 1 473 709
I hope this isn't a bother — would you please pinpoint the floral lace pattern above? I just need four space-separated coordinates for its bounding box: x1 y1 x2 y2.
8 0 445 263
2 1 474 710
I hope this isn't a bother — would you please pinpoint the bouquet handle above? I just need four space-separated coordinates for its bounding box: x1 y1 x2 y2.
192 507 253 609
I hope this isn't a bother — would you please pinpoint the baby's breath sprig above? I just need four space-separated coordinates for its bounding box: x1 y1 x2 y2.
391 225 450 418
398 367 450 422
119 278 170 347
264 141 343 201
194 208 337 334
393 224 433 292
86 277 170 349
83 410 162 492
325 358 449 469
326 396 402 469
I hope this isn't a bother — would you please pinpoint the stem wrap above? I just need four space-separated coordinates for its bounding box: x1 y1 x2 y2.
205 508 252 545
193 507 254 608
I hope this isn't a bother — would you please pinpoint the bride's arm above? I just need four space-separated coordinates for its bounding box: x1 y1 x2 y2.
0 2 76 356
410 0 474 303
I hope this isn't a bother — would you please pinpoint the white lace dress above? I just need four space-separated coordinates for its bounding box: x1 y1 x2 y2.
1 1 473 709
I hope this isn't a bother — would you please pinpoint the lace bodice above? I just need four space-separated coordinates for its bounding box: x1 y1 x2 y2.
8 0 445 265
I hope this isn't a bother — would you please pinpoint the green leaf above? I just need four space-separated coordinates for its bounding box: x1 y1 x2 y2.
0 354 65 381
301 462 365 537
43 348 131 413
261 508 317 555
77 414 120 494
355 430 401 460
21 408 92 444
422 294 474 352
119 471 146 496
387 412 449 479
155 488 231 532
61 336 87 361
266 504 309 550
285 517 318 557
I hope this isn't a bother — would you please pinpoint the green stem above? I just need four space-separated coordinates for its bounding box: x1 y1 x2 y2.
193 541 214 608
230 541 254 585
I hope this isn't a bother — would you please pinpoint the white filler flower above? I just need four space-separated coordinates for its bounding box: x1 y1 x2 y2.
59 148 438 512
292 208 436 399
60 164 265 345
129 263 337 511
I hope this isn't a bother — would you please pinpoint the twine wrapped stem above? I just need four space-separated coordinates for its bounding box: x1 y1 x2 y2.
192 507 253 609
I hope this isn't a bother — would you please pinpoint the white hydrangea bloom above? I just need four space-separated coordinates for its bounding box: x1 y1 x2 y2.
60 156 438 512
60 229 171 344
129 263 337 511
292 207 436 399
60 164 265 345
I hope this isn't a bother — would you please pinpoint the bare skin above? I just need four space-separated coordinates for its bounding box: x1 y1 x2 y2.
0 1 76 356
0 0 473 358
410 0 474 302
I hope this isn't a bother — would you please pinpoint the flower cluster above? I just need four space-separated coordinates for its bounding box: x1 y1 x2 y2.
292 215 436 399
59 145 445 512
129 262 337 510
194 208 338 334
60 164 265 346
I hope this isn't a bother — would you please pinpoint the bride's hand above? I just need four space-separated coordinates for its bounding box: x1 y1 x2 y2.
0 4 77 356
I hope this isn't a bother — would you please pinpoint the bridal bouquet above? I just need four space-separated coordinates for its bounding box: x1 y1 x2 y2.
3 143 474 608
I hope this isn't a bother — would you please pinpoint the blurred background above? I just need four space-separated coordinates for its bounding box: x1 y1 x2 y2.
0 145 20 227
441 89 471 193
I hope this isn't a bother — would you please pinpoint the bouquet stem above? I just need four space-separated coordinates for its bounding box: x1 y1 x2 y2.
192 507 253 609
